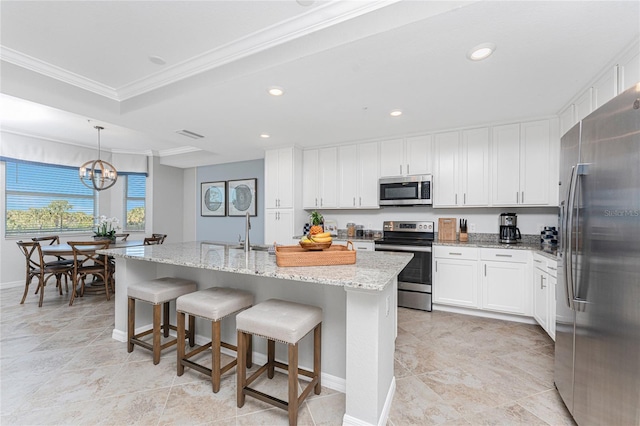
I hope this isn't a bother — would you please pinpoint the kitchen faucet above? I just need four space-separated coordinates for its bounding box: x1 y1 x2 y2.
244 211 251 253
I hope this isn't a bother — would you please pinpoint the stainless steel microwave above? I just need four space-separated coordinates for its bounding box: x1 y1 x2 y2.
379 174 432 206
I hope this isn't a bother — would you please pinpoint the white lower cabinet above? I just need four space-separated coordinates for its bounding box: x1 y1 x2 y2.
433 246 479 308
434 246 533 318
333 240 374 251
533 253 557 340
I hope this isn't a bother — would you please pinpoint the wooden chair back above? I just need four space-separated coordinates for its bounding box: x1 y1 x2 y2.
152 233 167 244
68 241 112 305
114 233 130 241
31 235 61 245
17 240 46 274
17 240 73 307
144 236 163 245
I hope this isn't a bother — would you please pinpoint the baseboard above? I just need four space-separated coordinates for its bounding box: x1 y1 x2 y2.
342 376 395 426
433 304 537 325
111 327 346 393
1 280 24 290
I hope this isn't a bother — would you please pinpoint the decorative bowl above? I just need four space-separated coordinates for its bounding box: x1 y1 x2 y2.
299 241 332 251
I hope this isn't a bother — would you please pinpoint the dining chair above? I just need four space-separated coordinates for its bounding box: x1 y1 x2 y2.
152 233 167 244
68 241 112 306
16 241 73 307
144 236 163 245
31 235 74 292
113 233 130 241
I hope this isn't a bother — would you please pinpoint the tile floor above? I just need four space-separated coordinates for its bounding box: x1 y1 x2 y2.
0 285 575 425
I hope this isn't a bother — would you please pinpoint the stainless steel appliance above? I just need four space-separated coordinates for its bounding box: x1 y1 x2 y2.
499 212 521 244
374 221 434 311
378 175 432 206
555 83 640 426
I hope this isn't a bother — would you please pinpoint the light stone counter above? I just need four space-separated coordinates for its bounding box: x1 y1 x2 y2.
433 240 558 261
100 240 412 426
100 240 411 291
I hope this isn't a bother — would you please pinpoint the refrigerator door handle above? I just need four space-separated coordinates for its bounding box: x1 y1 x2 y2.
564 165 577 309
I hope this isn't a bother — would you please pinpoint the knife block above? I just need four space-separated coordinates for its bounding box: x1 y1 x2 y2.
459 231 468 242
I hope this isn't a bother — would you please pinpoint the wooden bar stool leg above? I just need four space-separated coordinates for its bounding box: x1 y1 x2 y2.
212 320 221 393
127 297 135 352
188 315 196 347
177 311 186 376
314 324 322 394
153 304 161 365
163 302 170 338
237 330 247 408
288 342 299 426
247 334 253 368
267 339 276 379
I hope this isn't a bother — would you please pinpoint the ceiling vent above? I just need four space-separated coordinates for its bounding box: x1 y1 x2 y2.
175 129 204 139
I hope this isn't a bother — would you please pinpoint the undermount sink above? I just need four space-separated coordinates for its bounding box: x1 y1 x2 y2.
233 244 270 252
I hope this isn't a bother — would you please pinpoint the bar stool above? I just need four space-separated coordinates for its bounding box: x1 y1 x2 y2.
127 277 197 364
236 299 322 426
176 287 254 392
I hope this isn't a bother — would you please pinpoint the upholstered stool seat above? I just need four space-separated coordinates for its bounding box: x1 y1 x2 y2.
236 299 322 426
127 277 197 365
176 287 254 392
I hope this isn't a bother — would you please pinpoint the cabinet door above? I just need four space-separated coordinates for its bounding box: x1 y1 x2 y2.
481 260 529 315
593 68 617 109
338 145 358 208
461 128 489 206
433 131 459 207
433 258 478 308
303 149 319 209
548 275 557 340
265 210 294 245
379 139 404 177
619 48 640 92
520 120 550 205
318 147 337 208
277 148 294 209
533 267 549 331
406 135 432 176
491 124 520 205
574 89 593 122
264 149 279 209
559 104 576 138
357 142 379 208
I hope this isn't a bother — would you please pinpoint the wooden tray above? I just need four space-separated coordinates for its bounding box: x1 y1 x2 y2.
276 241 356 267
438 218 457 242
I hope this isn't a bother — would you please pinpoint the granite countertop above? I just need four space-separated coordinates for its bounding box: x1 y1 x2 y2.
99 241 412 291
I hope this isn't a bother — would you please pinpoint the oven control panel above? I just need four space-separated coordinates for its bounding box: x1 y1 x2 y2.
382 221 434 232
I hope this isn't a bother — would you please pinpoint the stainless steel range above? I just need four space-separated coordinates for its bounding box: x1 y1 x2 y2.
374 221 434 311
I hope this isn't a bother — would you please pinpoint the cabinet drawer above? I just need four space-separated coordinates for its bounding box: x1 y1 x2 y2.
546 260 558 278
433 245 478 260
481 248 529 263
533 253 548 271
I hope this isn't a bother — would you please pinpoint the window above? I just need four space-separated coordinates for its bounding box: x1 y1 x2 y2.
5 160 96 235
124 174 146 231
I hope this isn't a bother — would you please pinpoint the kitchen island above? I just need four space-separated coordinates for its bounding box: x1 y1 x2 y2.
99 241 412 426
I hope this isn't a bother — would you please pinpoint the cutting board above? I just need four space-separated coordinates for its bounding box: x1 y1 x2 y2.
438 218 457 242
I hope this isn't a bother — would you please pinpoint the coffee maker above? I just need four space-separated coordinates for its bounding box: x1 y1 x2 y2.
499 212 522 244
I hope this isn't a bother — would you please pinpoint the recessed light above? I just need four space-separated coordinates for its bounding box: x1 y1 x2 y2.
149 55 166 65
467 43 496 61
268 87 284 96
390 110 403 117
260 134 271 139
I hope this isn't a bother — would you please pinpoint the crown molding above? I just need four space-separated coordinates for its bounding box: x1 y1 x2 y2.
157 146 204 157
2 1 400 102
0 46 120 100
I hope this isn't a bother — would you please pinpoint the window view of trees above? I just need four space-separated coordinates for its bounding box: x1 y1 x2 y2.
127 207 145 231
6 200 94 234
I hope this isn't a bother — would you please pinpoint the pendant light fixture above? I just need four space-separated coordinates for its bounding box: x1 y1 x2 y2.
79 125 118 191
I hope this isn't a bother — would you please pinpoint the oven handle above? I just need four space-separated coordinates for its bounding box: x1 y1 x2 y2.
375 244 432 253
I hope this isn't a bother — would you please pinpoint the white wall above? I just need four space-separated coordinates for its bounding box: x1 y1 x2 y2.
149 156 185 244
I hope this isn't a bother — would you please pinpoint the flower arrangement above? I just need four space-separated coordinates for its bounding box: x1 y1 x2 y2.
94 216 120 239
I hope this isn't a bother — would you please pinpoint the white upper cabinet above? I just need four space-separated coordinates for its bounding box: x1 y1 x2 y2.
461 127 490 207
593 68 617 109
265 147 294 209
302 147 337 209
338 142 379 208
559 104 575 138
434 128 489 208
492 120 553 206
379 136 432 177
574 88 593 122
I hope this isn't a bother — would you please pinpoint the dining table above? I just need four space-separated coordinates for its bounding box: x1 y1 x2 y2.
41 240 144 257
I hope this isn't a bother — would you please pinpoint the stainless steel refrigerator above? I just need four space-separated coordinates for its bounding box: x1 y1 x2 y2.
555 82 640 426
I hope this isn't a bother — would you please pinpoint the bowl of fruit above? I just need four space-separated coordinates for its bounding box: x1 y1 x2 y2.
299 211 332 250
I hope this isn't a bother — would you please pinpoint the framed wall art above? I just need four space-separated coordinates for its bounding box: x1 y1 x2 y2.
227 178 257 216
201 181 226 216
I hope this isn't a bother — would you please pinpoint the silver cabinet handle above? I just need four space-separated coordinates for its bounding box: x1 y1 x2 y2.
495 254 512 258
548 266 557 271
399 165 403 175
484 264 487 276
464 193 466 205
435 260 437 272
359 196 362 206
455 194 458 204
320 198 323 206
315 198 318 207
522 191 524 203
516 192 519 204
406 164 410 175
449 252 462 256
541 275 547 289
534 259 542 263
353 197 356 207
